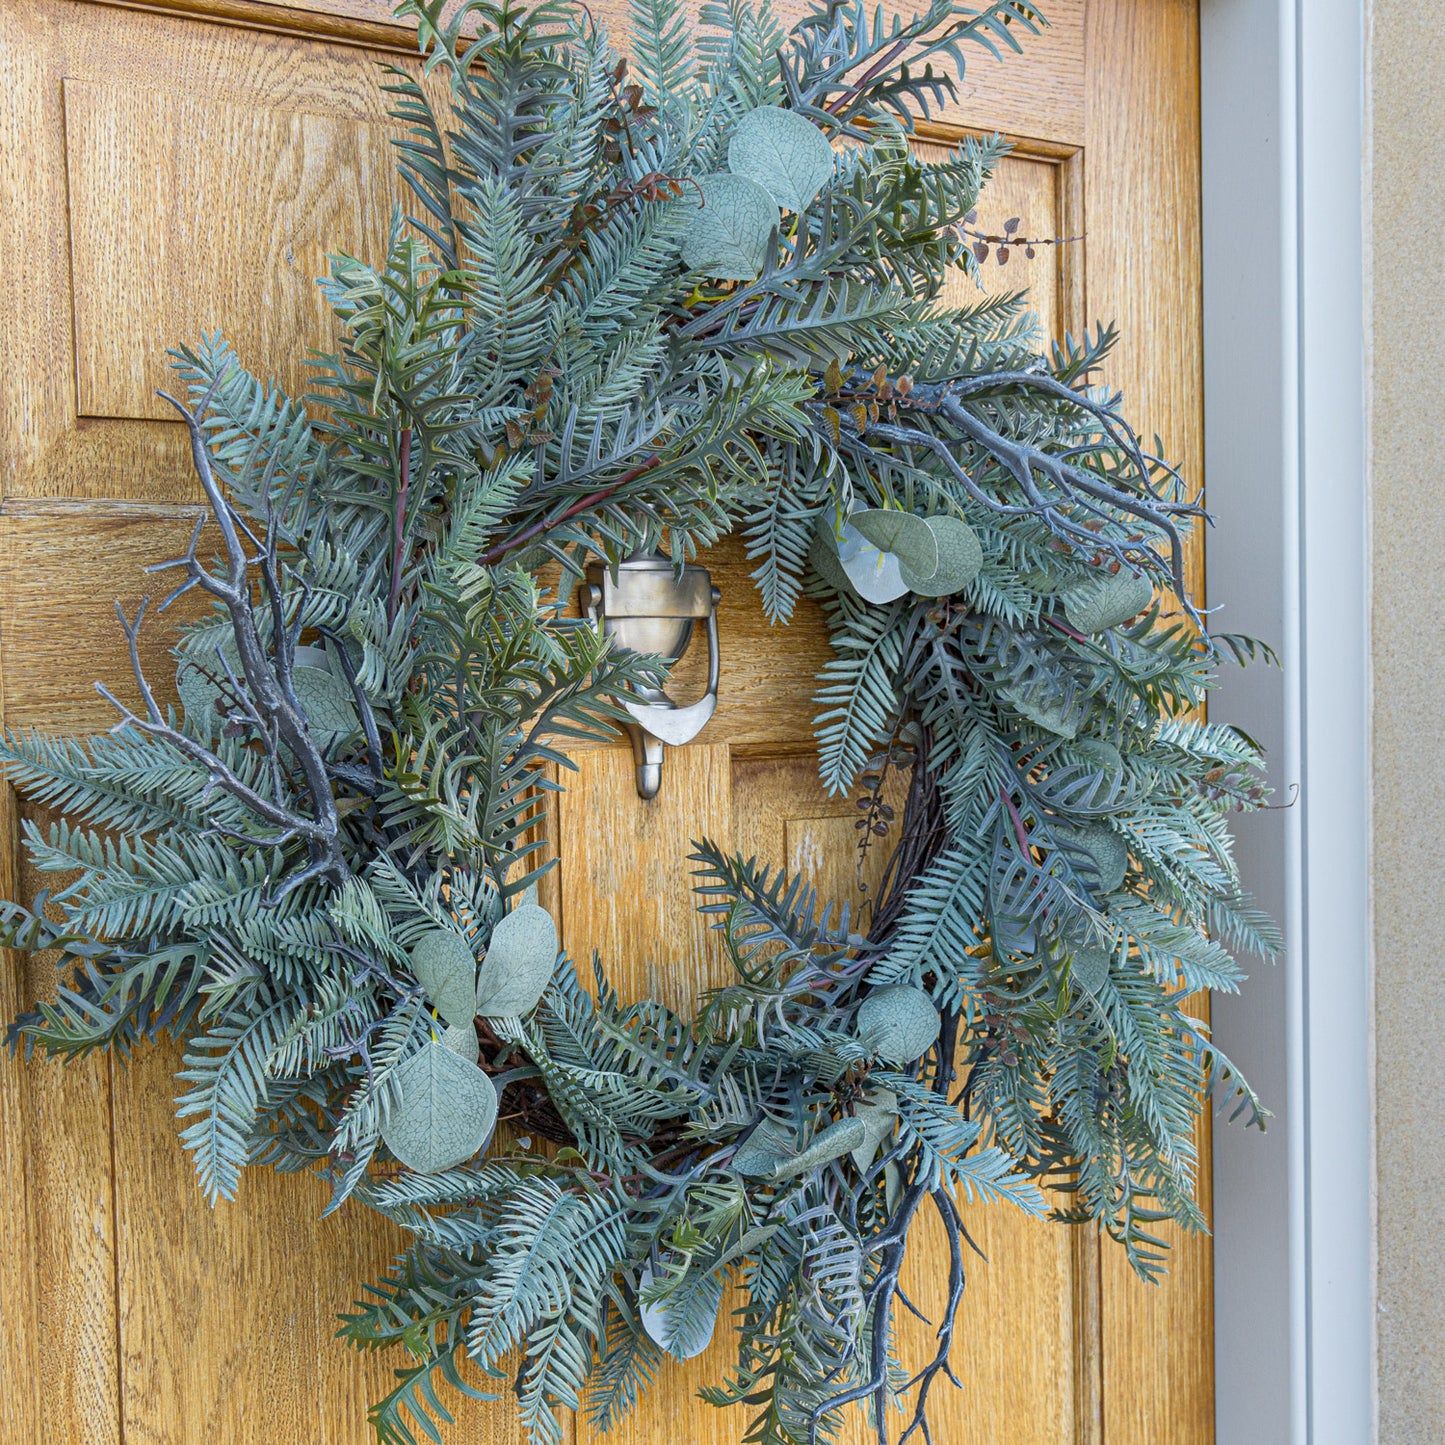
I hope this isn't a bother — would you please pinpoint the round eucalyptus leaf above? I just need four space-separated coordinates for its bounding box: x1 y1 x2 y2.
638 1262 720 1360
836 523 910 603
1064 570 1154 634
730 1118 796 1178
177 670 224 739
1001 686 1080 739
850 509 938 578
728 104 834 213
380 1041 498 1174
808 514 855 593
292 644 333 671
292 664 359 747
177 641 359 746
849 1088 898 1173
1070 737 1125 774
1053 822 1128 894
475 901 559 1018
770 1116 868 1182
1071 945 1111 995
898 515 984 597
856 985 941 1065
177 637 241 740
441 1021 480 1063
681 173 779 280
408 929 479 1028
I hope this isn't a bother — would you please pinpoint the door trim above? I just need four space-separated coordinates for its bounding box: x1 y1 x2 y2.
76 0 415 53
1200 2 1375 1442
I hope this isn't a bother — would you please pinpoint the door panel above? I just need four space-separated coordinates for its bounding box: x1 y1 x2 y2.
0 0 1210 1440
2 0 410 504
7 812 123 1445
552 538 1091 1445
64 78 404 422
557 738 1085 1445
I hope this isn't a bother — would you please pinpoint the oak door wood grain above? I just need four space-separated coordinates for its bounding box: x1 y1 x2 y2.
1 0 419 503
65 79 403 422
109 1038 527 1445
1084 3 1213 1440
0 801 125 1445
0 1 1212 1441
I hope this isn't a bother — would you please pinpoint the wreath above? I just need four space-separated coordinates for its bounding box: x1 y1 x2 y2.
1 2 1279 1442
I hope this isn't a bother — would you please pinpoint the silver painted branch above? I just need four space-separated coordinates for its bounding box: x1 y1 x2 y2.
819 368 1205 616
95 377 348 897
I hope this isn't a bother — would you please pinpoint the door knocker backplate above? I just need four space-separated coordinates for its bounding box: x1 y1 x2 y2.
580 554 721 799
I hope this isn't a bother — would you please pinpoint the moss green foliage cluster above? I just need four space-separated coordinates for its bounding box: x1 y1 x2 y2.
0 1 1279 1441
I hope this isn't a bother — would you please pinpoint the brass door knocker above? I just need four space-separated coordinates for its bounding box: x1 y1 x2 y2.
580 553 721 799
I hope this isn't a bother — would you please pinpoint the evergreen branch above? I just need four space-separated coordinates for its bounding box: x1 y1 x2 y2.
0 10 1280 1445
475 455 664 565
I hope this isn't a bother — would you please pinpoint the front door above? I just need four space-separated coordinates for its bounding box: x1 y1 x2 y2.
0 2 1209 1441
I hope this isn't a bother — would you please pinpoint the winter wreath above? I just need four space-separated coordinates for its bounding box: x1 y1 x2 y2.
1 2 1279 1442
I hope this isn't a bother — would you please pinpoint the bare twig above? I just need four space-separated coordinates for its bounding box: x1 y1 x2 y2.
897 1188 968 1445
97 380 350 897
819 367 1205 616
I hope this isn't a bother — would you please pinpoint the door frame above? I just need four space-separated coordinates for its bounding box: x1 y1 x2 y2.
1199 1 1375 1442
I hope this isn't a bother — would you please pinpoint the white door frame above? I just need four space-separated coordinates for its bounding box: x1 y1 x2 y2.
1200 1 1374 1441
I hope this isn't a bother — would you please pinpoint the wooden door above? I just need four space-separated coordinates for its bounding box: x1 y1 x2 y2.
0 1 1208 1441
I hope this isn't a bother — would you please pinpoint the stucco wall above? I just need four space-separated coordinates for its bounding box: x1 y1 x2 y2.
1372 4 1445 1438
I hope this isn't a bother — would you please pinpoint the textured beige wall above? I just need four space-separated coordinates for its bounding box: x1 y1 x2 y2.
1372 3 1445 1438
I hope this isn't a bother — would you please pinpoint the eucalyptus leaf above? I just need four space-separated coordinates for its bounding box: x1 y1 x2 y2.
808 514 855 593
1070 737 1126 774
177 638 241 740
475 901 559 1017
850 509 938 577
380 1042 498 1174
1064 570 1154 633
292 644 334 671
730 1118 796 1177
177 642 359 747
771 1116 868 1181
728 104 834 212
856 985 941 1065
292 664 359 747
408 929 478 1028
1002 686 1081 739
849 1088 899 1173
836 522 910 603
1071 946 1111 995
1053 822 1129 893
441 1022 480 1063
680 173 778 280
638 1261 721 1360
898 515 984 597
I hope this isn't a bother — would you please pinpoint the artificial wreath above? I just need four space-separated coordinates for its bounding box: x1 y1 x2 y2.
1 1 1280 1442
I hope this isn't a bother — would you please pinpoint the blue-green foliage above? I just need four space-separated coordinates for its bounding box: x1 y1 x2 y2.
0 0 1278 1442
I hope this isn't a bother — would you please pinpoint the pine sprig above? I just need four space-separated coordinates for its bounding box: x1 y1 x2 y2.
0 2 1278 1443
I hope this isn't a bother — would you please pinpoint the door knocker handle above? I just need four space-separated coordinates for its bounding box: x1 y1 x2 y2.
580 553 721 799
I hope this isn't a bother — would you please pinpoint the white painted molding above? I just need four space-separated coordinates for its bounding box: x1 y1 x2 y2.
1201 1 1373 1441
